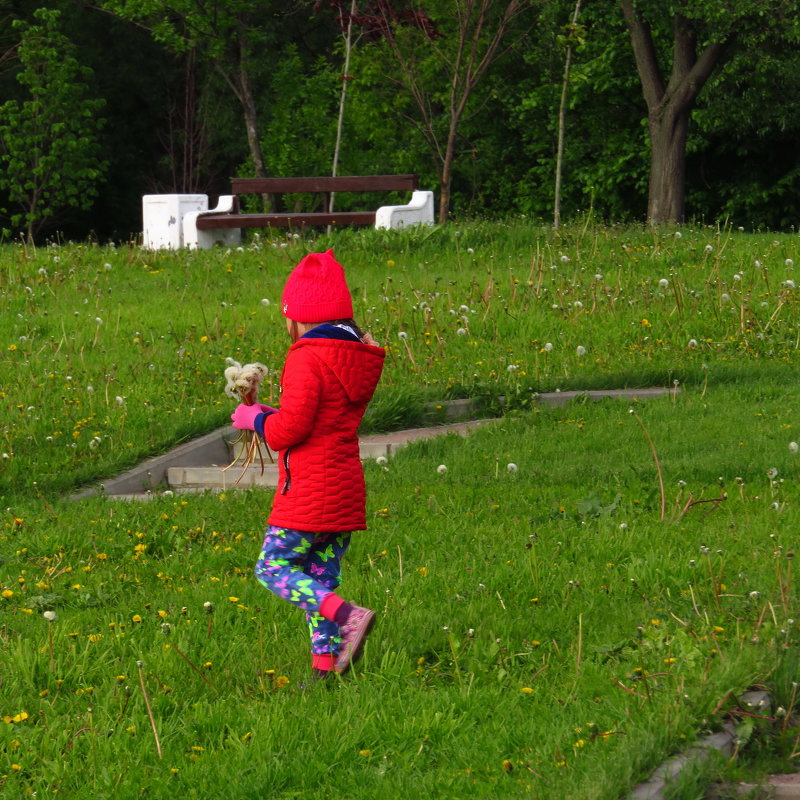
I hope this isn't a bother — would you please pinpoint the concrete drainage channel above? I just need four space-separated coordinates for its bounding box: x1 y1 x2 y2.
69 386 799 796
71 387 676 501
630 690 800 800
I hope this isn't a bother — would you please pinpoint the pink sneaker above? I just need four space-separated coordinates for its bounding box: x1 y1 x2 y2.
335 606 376 674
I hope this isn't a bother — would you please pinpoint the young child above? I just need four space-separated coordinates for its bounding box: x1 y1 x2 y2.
231 249 385 681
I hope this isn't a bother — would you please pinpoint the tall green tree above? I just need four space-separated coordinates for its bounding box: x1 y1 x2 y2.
620 0 800 224
102 0 293 181
0 8 107 240
373 0 532 222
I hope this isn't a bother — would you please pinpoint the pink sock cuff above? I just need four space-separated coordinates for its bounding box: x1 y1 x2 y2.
319 592 345 622
312 653 336 671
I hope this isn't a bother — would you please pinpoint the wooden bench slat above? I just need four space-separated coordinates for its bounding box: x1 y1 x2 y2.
196 211 377 230
230 175 419 195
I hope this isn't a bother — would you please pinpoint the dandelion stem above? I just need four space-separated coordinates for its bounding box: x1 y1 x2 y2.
137 661 163 759
170 644 216 688
631 410 665 521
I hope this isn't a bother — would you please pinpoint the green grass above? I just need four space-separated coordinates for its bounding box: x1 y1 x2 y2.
1 219 798 499
0 221 798 797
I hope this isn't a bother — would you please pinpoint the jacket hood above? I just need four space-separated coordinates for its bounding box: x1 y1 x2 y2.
291 338 385 405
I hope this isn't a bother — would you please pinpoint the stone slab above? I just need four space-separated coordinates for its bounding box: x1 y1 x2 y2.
72 388 675 500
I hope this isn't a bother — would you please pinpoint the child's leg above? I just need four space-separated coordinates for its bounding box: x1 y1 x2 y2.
255 527 351 673
254 526 347 613
303 532 351 665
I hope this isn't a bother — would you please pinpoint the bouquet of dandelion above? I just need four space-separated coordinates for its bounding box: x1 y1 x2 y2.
223 358 274 479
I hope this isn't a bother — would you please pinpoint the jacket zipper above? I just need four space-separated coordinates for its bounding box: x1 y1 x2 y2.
281 448 292 494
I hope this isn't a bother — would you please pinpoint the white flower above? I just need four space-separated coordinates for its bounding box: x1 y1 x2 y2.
658 278 669 289
224 359 268 401
507 463 518 473
437 464 448 475
544 342 553 352
43 610 57 622
594 273 603 281
506 364 519 372
790 442 798 454
576 345 586 357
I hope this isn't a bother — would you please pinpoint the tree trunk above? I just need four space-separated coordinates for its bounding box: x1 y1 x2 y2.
620 2 727 224
439 122 458 224
647 104 689 223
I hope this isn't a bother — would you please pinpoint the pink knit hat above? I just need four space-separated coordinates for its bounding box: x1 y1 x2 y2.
281 249 353 322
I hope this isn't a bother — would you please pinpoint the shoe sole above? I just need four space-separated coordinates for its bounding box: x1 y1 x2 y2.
335 610 376 674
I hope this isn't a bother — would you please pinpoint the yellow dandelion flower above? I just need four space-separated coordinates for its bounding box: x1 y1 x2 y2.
502 760 513 772
359 749 372 757
2 589 14 599
132 614 142 623
521 687 534 694
274 675 290 689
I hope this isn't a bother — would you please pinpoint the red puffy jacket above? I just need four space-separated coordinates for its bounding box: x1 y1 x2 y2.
263 335 385 532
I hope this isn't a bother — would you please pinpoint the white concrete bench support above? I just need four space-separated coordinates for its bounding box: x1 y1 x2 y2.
142 194 208 250
375 190 435 230
182 196 241 249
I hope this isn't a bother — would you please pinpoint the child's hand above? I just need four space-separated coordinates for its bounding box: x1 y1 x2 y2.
231 403 270 431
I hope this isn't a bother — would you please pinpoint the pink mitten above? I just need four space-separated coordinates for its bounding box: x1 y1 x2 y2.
231 403 265 431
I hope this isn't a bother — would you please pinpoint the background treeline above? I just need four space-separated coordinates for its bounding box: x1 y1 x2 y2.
1 0 799 242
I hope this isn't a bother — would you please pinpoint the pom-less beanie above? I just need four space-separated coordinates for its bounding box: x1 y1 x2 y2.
281 249 354 323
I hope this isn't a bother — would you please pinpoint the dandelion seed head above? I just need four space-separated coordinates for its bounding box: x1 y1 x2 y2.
376 456 388 466
576 345 587 357
658 278 669 289
398 331 408 340
43 610 57 622
544 342 553 352
507 463 518 473
704 244 713 253
437 464 448 475
789 442 798 454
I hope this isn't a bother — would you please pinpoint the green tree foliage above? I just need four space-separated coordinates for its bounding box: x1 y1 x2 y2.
0 8 107 239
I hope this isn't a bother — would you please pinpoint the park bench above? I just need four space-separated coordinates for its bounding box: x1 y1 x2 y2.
142 174 435 249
